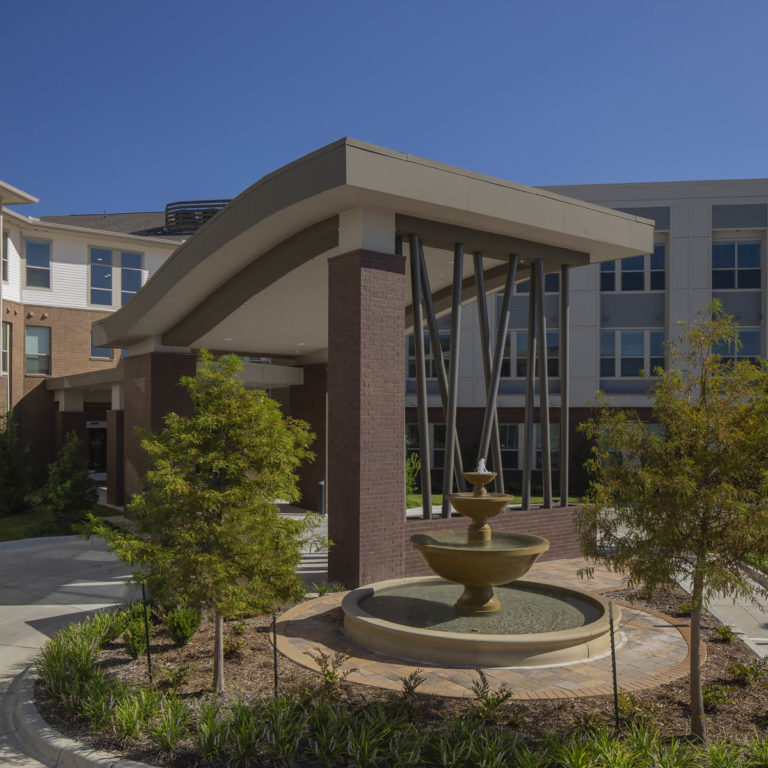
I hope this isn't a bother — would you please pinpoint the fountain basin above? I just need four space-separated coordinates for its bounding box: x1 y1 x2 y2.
342 576 620 668
412 531 549 586
445 492 515 525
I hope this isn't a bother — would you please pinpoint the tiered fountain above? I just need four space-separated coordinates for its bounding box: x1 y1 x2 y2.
342 462 618 668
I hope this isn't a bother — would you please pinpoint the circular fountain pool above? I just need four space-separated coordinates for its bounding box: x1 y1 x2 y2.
343 576 619 668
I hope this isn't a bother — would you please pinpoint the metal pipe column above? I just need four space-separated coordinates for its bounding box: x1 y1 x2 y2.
476 255 518 466
408 235 432 519
473 253 505 492
418 245 465 494
559 265 570 506
535 260 552 509
521 265 537 510
441 244 463 517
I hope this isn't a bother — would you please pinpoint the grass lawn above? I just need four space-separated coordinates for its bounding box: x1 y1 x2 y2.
406 493 582 508
0 503 116 543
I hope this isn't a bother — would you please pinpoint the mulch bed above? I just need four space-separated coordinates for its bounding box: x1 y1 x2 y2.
37 585 768 766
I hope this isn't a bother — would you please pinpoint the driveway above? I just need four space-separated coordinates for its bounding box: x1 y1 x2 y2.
0 535 137 766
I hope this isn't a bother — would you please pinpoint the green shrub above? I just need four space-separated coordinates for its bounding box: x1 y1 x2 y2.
702 683 732 713
150 694 189 753
405 452 421 495
716 625 736 642
0 408 33 518
193 700 225 762
679 600 692 617
38 431 97 533
470 669 514 723
166 605 200 647
157 664 192 692
123 617 148 660
80 671 125 731
728 658 768 686
113 688 161 740
232 622 246 636
224 636 246 659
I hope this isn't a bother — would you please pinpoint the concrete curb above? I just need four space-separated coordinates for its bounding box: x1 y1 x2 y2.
10 665 156 768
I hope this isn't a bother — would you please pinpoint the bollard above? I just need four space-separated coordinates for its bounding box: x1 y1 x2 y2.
318 480 326 516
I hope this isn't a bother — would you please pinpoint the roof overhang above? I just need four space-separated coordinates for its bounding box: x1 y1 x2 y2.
93 138 654 359
0 180 38 206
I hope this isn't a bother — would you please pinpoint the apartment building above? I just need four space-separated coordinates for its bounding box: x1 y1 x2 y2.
406 179 768 493
0 186 182 474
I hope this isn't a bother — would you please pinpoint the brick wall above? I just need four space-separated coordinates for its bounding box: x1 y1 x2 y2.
327 250 406 588
1 299 118 475
289 363 327 511
404 505 583 577
123 352 196 500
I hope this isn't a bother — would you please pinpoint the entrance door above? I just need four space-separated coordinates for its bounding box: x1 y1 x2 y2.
88 427 107 473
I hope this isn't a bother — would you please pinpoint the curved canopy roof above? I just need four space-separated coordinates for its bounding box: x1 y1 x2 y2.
93 138 654 362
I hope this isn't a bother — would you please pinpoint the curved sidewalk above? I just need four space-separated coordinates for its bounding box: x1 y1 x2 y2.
0 535 136 766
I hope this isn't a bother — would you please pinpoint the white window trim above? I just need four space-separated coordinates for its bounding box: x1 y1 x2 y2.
88 247 146 309
23 237 53 292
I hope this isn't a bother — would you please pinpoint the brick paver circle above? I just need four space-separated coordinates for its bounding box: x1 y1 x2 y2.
277 560 696 700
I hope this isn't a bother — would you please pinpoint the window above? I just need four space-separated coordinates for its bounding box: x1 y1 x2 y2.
90 330 112 359
1 322 10 374
89 248 145 306
499 424 519 470
600 329 665 377
405 422 445 468
601 244 666 292
25 326 51 375
714 327 761 363
712 241 760 290
535 424 560 471
2 231 8 282
516 273 559 294
121 251 143 305
502 330 559 378
26 240 50 288
90 248 113 305
407 333 450 378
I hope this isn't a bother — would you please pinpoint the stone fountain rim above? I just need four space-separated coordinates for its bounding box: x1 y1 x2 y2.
342 575 615 647
411 530 550 558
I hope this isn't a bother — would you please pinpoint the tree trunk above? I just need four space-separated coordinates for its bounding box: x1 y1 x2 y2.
213 609 224 693
689 571 706 741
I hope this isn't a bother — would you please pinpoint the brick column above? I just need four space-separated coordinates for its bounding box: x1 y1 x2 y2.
289 363 327 512
106 410 124 506
123 352 196 501
327 250 405 587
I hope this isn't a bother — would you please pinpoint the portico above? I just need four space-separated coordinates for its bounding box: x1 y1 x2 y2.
91 139 653 587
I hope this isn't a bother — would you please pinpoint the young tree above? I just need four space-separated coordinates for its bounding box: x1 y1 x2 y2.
579 302 768 741
0 407 33 517
41 431 97 532
88 351 320 693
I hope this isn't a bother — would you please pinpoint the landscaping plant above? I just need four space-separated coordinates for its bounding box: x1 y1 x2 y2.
165 605 200 647
38 430 97 532
0 407 33 518
87 351 322 692
579 302 768 740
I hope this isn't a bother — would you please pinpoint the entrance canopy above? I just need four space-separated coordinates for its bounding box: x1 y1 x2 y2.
93 138 653 362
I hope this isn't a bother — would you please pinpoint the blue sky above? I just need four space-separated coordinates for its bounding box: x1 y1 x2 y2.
4 0 768 215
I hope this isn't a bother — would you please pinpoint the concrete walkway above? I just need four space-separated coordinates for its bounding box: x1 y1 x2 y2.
0 535 137 766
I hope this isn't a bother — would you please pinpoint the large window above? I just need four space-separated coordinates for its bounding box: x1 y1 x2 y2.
90 330 112 359
600 329 665 377
90 248 113 305
26 240 51 288
90 248 144 306
536 424 560 471
2 231 8 282
1 322 10 374
600 244 666 292
714 327 761 363
712 241 761 290
121 251 143 305
497 423 558 471
501 330 559 378
407 333 450 378
25 326 51 375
